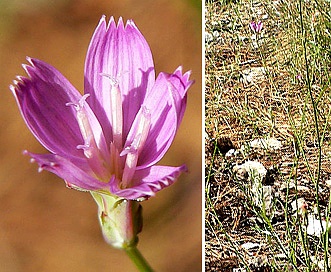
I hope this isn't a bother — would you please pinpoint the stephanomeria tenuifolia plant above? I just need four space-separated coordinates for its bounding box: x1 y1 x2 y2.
249 20 263 33
10 15 193 272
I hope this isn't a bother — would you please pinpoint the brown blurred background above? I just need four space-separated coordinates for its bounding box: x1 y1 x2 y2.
0 0 202 271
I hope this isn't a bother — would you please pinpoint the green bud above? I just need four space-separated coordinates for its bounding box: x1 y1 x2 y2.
91 192 143 249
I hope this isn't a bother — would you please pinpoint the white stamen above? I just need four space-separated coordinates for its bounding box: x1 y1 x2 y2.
121 152 138 188
67 95 97 159
100 74 123 150
109 142 122 180
66 95 109 180
110 83 123 150
121 107 151 188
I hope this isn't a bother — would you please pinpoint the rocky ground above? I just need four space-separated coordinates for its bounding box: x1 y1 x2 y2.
205 0 331 271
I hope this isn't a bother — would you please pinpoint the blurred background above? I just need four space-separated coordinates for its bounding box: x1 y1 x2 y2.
0 0 202 271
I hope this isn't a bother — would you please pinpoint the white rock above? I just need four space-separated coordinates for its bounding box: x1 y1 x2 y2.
225 149 236 157
213 30 220 38
291 197 307 213
274 253 287 259
241 67 266 84
306 215 327 237
241 242 260 250
234 160 267 190
240 160 267 178
296 185 310 192
311 256 330 270
250 138 282 151
261 185 273 214
235 161 272 213
205 32 213 43
233 268 247 272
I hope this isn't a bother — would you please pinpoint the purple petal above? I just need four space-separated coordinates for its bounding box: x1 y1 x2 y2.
25 151 110 191
137 67 193 168
11 58 84 159
249 21 257 32
84 16 155 142
110 165 187 200
256 21 263 32
166 67 193 127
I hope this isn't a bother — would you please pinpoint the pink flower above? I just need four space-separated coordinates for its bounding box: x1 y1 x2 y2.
249 21 263 33
11 16 193 201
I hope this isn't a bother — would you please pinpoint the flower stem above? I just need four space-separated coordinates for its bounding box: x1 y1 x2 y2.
124 246 154 272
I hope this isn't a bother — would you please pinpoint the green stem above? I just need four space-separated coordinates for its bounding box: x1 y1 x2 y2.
124 246 154 272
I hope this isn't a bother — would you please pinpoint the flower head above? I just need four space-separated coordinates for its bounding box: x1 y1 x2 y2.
11 16 193 201
249 20 263 33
